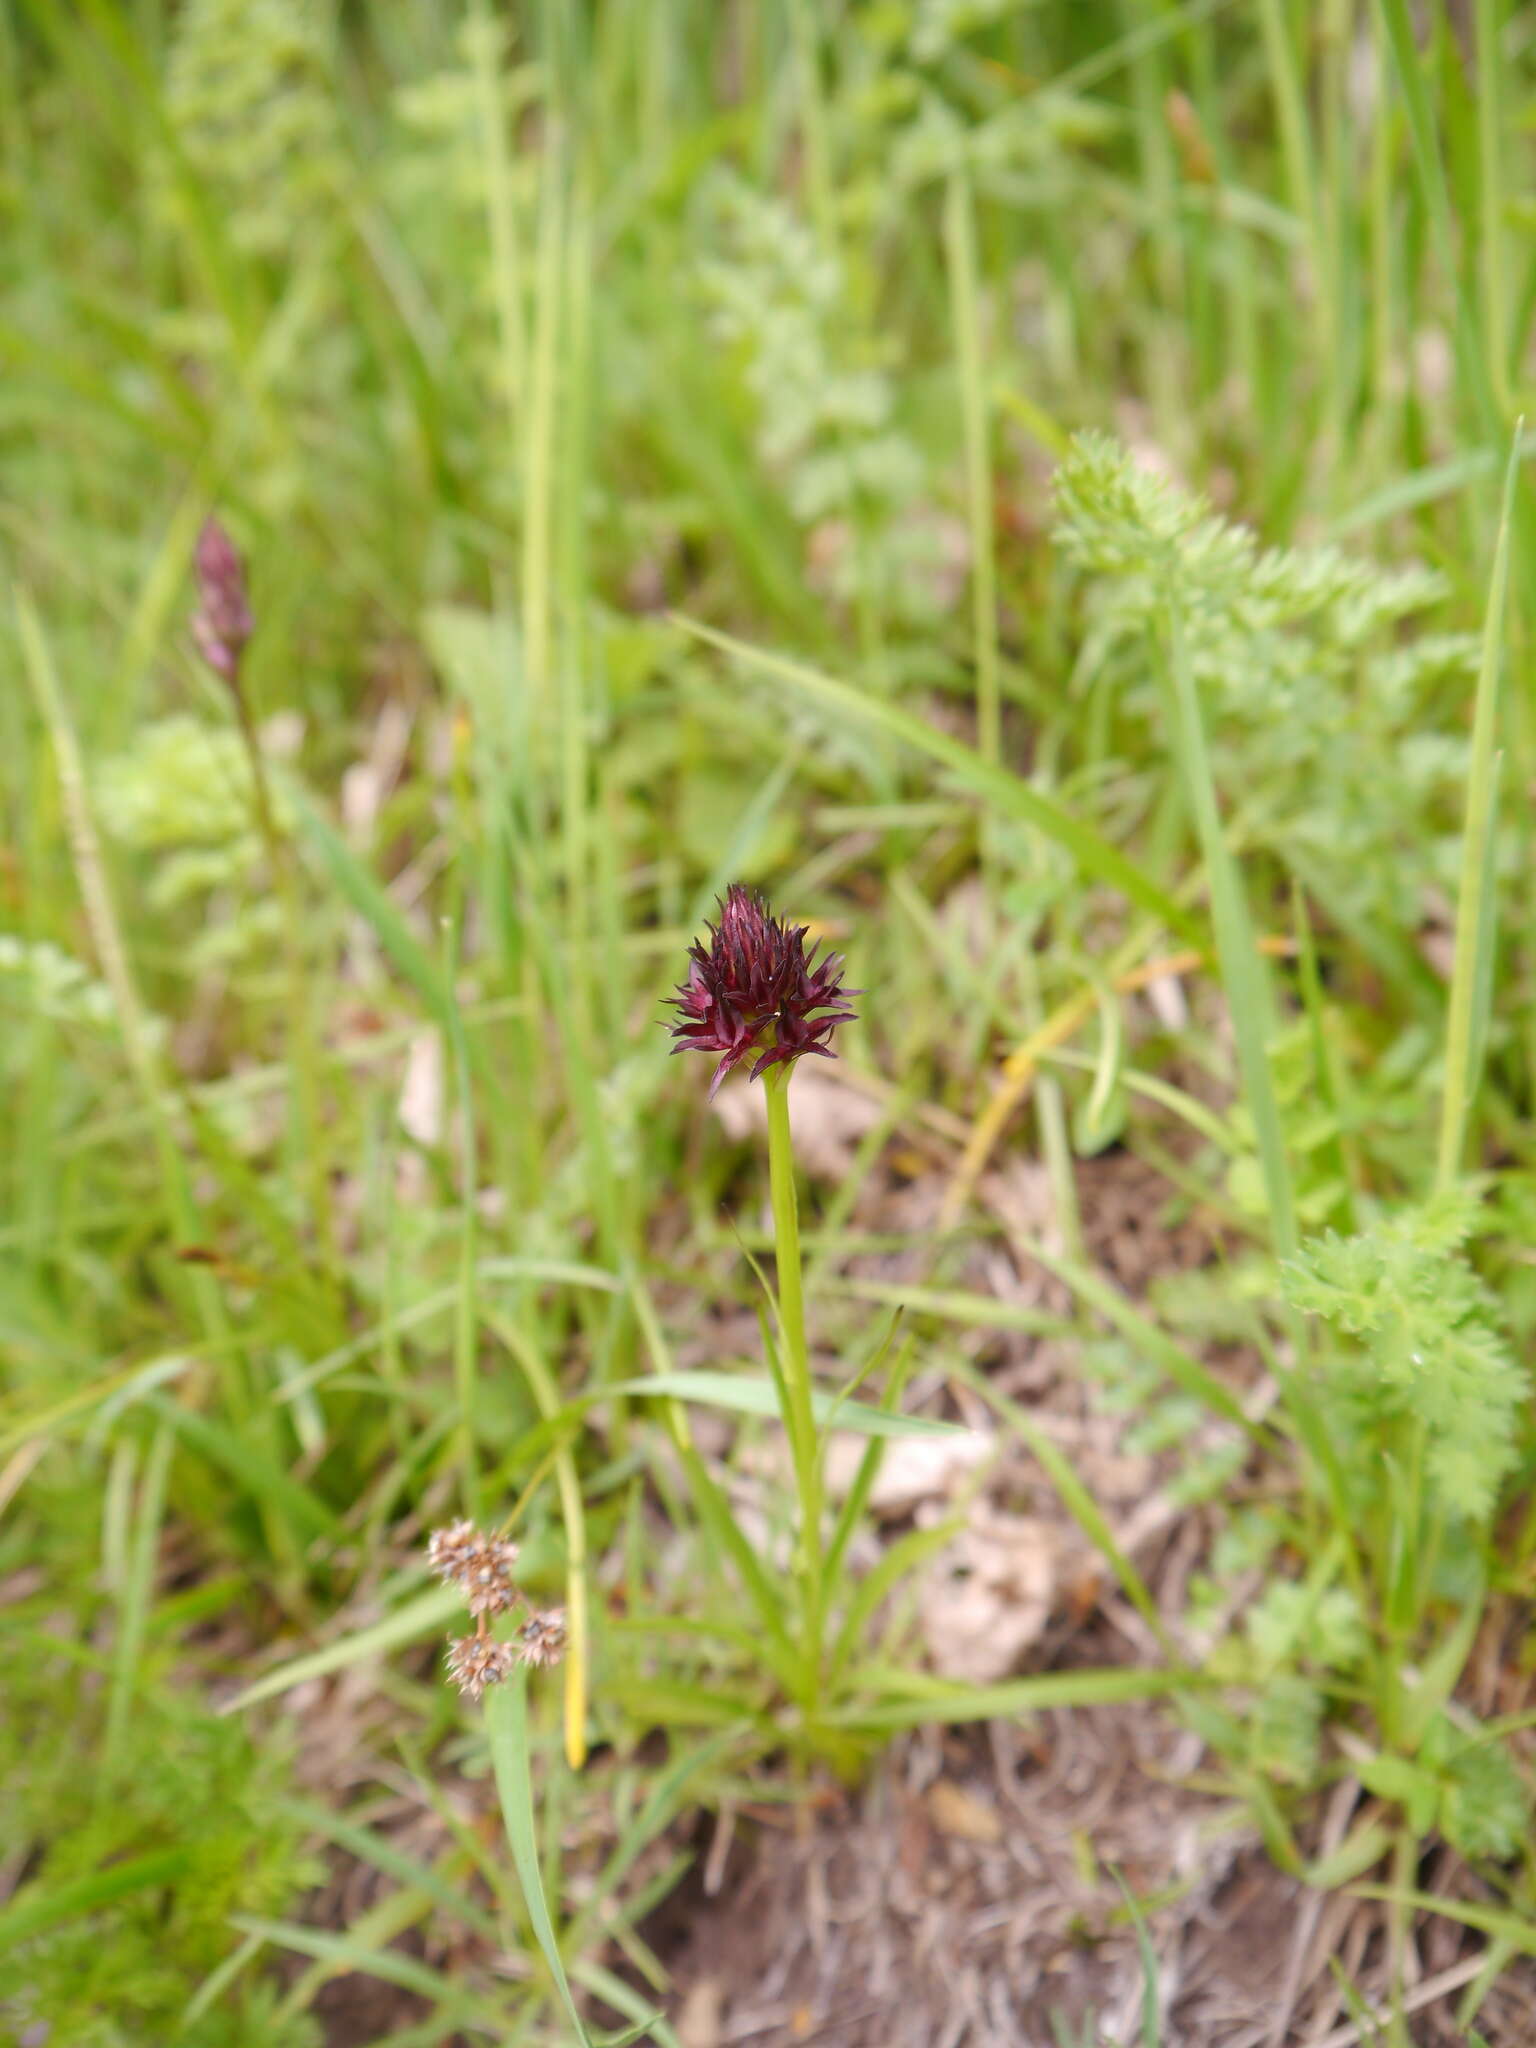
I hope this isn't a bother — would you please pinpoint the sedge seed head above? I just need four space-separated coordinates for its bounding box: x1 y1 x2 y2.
517 1608 568 1669
426 1521 522 1617
445 1634 518 1701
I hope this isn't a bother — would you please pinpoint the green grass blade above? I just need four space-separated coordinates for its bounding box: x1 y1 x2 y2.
667 1441 801 1689
1376 0 1499 437
278 1799 502 1942
948 1358 1174 1657
991 1244 1264 1442
828 1664 1196 1730
567 1962 674 2047
831 1280 1069 1340
827 1516 964 1688
0 1849 192 1951
1351 1885 1536 1959
289 790 460 1037
228 1914 463 2005
1110 1870 1163 2048
569 1731 740 1955
221 1586 462 1713
944 165 998 767
0 1353 196 1459
822 1339 913 1592
1161 599 1296 1260
145 1392 340 1542
103 1415 173 1770
1437 426 1521 1186
671 616 1202 946
484 1311 591 1769
486 1671 592 2046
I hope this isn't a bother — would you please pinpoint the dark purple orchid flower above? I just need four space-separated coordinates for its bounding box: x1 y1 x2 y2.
667 884 859 1099
191 516 254 684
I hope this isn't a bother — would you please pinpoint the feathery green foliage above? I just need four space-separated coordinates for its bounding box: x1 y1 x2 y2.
1053 432 1478 942
1284 1189 1527 1525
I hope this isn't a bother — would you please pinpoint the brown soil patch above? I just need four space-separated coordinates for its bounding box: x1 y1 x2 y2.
648 1719 1536 2046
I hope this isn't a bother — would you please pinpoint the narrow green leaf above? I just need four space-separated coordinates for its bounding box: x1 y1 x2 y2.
831 1280 1069 1340
822 1338 914 1592
948 1358 1173 1656
0 1849 191 1951
1002 1240 1262 1441
1376 0 1500 438
1161 600 1296 1261
571 1733 741 1954
1398 1572 1486 1752
290 792 455 1025
1110 1869 1162 2048
104 1415 174 1769
1352 1885 1536 1958
828 1665 1195 1729
278 1799 501 1941
228 1915 459 2003
221 1586 461 1713
569 1961 676 2047
671 616 1202 946
671 1441 801 1689
0 1353 195 1459
146 1392 339 1542
486 1671 591 2045
828 1516 964 1686
1437 426 1521 1186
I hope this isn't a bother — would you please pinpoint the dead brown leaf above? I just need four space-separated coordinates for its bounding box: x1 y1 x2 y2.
926 1777 1004 1846
920 1507 1058 1685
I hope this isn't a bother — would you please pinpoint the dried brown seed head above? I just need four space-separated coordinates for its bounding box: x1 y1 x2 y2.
426 1521 522 1616
518 1608 568 1668
445 1634 518 1701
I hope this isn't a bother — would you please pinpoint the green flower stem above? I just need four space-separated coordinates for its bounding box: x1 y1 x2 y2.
763 1066 823 1702
229 682 338 1283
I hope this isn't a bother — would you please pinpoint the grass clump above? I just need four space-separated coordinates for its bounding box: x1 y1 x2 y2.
0 1492 318 2047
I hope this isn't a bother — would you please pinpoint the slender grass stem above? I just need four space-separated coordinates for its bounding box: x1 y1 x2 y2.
1386 1826 1414 2048
1159 600 1296 1263
229 670 337 1276
487 1312 590 1772
1436 427 1520 1186
945 165 999 770
1474 0 1511 413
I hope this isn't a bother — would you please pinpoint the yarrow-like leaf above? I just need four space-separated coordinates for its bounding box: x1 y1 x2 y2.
667 883 858 1098
1281 1189 1526 1524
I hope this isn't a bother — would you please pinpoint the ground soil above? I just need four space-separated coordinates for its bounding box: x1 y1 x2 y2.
646 1711 1536 2047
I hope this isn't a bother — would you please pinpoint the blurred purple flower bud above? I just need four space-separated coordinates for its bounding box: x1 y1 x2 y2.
191 516 254 684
